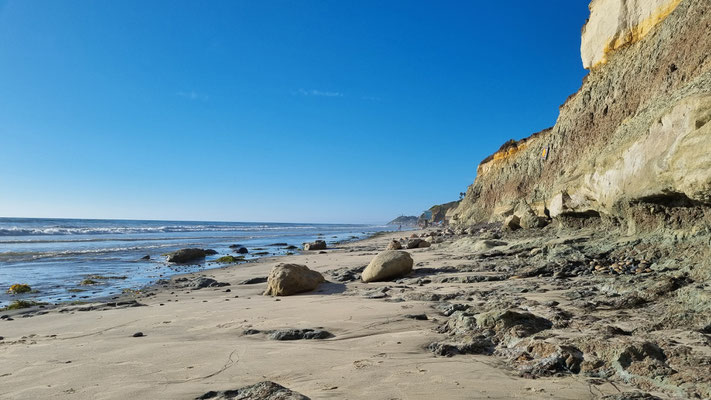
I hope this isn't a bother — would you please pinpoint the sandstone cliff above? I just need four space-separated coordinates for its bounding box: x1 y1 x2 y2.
450 0 711 233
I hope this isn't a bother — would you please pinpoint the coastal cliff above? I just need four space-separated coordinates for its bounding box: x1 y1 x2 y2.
450 0 711 232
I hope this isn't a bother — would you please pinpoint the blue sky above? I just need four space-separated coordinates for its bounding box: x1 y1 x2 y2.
0 1 589 224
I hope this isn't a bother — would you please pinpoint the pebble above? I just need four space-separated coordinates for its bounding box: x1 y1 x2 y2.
132 332 144 337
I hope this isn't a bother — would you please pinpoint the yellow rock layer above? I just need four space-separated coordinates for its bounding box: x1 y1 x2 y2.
478 142 529 176
592 0 682 69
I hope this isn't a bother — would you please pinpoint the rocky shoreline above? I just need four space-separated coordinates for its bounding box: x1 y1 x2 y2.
2 225 707 399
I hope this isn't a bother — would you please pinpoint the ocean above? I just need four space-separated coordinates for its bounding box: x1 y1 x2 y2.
0 217 394 308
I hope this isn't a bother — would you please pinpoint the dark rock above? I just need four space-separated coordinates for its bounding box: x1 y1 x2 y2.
428 337 494 357
243 329 261 335
600 392 662 400
239 277 268 285
267 329 332 340
303 240 327 251
195 381 310 400
234 247 249 254
285 245 298 250
228 244 243 249
269 243 288 246
329 266 365 282
406 239 423 249
176 277 230 289
140 255 150 260
204 249 218 255
404 313 428 320
166 248 207 263
476 309 552 338
132 332 144 337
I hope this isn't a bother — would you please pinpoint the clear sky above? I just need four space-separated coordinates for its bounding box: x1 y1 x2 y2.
0 1 589 224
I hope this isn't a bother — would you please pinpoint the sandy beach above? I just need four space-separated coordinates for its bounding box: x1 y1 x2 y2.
0 229 646 400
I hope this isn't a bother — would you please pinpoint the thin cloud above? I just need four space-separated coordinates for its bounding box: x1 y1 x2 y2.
297 88 343 97
177 91 209 101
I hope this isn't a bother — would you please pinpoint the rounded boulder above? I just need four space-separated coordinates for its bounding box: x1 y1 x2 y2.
263 263 325 296
362 250 413 283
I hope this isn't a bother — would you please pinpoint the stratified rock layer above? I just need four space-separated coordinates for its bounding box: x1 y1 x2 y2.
581 0 682 69
450 0 711 232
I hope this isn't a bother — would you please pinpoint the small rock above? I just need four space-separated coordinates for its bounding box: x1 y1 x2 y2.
132 332 144 337
195 381 309 400
303 240 327 251
239 277 268 285
267 328 332 340
387 240 402 250
404 314 428 320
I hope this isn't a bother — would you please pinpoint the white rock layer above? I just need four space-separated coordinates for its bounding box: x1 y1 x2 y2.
581 0 682 69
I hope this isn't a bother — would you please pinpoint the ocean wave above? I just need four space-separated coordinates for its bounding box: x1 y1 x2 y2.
0 224 322 236
0 244 173 262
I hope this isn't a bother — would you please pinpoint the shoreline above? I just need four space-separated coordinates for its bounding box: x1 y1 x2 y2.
0 223 398 310
1 227 660 399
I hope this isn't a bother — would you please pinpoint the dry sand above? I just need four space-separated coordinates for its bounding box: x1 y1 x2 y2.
0 231 633 399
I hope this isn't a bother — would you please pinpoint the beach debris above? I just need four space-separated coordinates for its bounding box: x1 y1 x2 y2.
303 240 327 251
387 240 402 250
361 250 413 282
166 248 208 263
7 284 32 295
263 263 325 296
1 300 45 311
195 381 310 400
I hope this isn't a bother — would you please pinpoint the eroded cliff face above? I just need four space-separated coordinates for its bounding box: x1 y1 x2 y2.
450 0 711 232
581 0 683 69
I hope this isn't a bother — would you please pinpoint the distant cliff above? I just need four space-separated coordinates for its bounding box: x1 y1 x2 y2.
387 216 418 226
450 0 711 232
419 201 460 225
